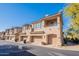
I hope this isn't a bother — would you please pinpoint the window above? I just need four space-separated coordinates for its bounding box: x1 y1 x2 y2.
33 23 41 29
53 21 57 26
33 21 44 29
41 21 44 27
37 23 41 28
49 21 57 27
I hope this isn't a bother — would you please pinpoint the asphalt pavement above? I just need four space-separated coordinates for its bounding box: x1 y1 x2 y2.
0 40 79 56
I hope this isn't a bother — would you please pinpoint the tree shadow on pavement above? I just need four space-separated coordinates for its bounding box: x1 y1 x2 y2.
0 45 36 56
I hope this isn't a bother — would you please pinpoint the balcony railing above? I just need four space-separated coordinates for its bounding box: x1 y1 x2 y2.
44 26 58 34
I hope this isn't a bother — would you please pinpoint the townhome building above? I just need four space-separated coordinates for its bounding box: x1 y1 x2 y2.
19 24 32 43
30 13 63 47
5 27 22 42
19 13 64 47
0 31 5 40
5 29 10 40
1 13 64 47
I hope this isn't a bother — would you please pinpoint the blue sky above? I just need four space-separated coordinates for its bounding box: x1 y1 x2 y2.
0 3 69 31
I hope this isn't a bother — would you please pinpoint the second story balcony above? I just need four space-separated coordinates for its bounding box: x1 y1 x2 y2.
21 24 32 34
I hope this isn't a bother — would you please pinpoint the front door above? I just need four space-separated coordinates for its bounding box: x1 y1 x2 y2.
47 35 53 44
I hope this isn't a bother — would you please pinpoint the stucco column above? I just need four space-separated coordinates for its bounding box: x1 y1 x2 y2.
9 37 10 40
6 36 7 40
5 36 6 40
57 16 63 46
18 36 21 42
42 34 48 44
27 35 30 43
42 35 45 42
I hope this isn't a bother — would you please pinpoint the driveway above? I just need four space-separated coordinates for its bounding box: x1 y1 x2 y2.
0 40 79 56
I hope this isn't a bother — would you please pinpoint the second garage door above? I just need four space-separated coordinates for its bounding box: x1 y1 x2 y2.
33 36 42 45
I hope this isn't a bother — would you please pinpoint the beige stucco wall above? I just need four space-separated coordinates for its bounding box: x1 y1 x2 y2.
2 13 63 47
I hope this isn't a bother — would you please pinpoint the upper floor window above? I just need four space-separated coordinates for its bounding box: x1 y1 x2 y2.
45 19 57 27
33 23 42 29
49 21 57 26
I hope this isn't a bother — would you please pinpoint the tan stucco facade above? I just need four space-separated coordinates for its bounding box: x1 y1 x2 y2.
0 13 64 47
19 13 64 47
5 27 22 42
0 31 5 40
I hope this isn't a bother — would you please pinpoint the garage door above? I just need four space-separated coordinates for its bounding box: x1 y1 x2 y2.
33 36 42 45
48 34 57 45
11 37 15 41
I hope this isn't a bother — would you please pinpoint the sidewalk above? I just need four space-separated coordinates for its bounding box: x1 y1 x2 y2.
55 45 79 51
28 43 79 51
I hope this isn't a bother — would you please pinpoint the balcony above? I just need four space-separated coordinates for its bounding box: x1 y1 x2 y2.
19 33 27 37
44 26 58 34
